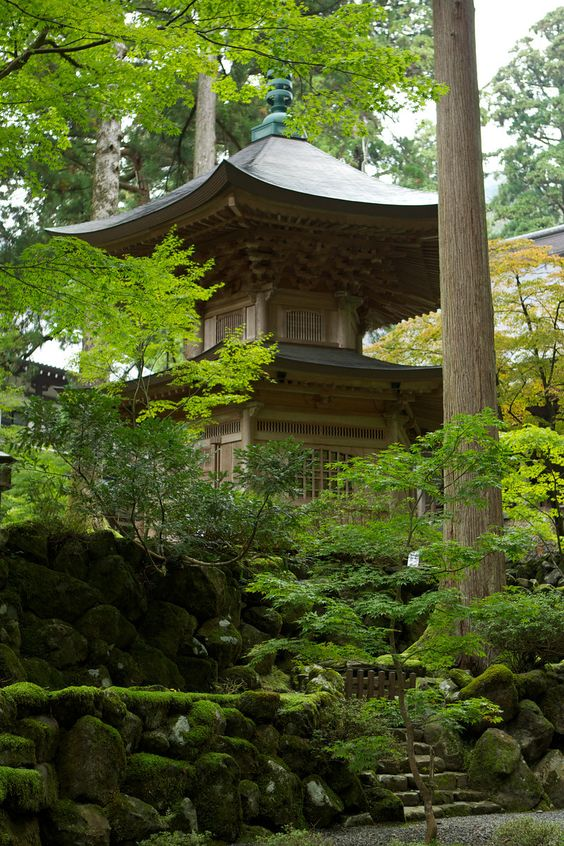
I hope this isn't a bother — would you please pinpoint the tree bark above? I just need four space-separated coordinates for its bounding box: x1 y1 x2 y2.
91 117 122 220
433 0 505 599
193 73 216 178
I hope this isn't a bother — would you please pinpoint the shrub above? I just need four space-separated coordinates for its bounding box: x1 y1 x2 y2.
253 828 333 846
491 815 563 846
139 833 211 846
471 587 564 671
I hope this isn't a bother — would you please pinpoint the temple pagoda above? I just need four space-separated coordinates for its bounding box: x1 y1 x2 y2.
50 79 442 498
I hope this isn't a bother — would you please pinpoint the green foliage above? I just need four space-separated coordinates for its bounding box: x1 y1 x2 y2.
0 0 442 185
311 697 401 773
472 587 564 672
251 829 333 846
14 391 304 561
487 8 564 235
139 833 212 846
491 815 564 846
501 426 564 556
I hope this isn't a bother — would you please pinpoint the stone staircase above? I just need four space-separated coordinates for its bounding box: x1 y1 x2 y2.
376 734 502 821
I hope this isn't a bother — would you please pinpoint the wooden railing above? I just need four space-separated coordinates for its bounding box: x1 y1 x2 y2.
343 667 417 700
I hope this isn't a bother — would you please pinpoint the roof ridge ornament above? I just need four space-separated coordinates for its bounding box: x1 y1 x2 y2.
251 71 295 142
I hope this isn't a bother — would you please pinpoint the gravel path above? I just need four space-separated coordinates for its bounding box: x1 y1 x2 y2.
326 810 564 845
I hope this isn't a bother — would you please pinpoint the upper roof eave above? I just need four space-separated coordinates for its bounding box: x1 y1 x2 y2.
46 136 438 250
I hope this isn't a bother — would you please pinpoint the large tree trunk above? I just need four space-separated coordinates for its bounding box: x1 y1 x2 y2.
91 117 122 220
193 73 216 178
433 0 505 599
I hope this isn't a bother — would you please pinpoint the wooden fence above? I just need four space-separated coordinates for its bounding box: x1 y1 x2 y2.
343 667 417 700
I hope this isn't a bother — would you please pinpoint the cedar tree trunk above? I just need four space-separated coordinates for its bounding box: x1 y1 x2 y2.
193 73 216 178
433 0 505 599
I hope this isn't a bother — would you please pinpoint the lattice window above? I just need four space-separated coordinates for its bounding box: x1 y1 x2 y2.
216 309 244 343
298 448 354 498
285 310 324 342
256 420 384 441
203 420 241 440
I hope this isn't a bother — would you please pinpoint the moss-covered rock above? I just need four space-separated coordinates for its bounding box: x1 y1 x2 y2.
21 657 64 690
122 753 194 813
0 644 26 685
194 752 242 841
34 761 59 808
277 735 313 778
447 668 474 689
166 700 226 760
0 733 36 767
240 778 261 822
253 724 279 757
153 564 240 623
58 715 126 804
162 796 199 834
242 606 283 637
140 729 170 756
176 657 218 692
219 737 261 778
118 709 143 754
303 775 344 827
42 799 110 846
105 646 143 687
0 689 16 732
2 524 49 564
534 749 564 808
459 664 519 722
304 666 344 697
88 554 147 622
49 686 125 728
515 670 549 701
116 689 172 730
423 720 465 771
223 707 255 741
0 766 46 813
506 699 554 764
257 757 304 829
276 693 324 736
197 617 242 670
321 761 367 814
131 640 185 690
0 809 41 845
362 782 404 822
76 605 137 651
239 691 280 723
50 537 89 581
8 560 101 622
21 616 88 669
140 601 197 659
2 683 48 717
239 623 274 676
468 727 544 810
17 716 59 763
221 665 261 691
540 683 564 734
106 792 166 842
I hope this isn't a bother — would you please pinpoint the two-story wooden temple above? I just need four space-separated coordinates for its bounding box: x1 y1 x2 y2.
50 79 442 497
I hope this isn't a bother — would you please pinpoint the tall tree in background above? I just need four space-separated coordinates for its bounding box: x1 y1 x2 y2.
193 74 217 178
487 8 564 235
433 0 504 600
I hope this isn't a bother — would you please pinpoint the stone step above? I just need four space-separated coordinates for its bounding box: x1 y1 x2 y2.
395 791 421 807
379 755 445 776
406 771 468 790
403 800 501 822
376 774 409 791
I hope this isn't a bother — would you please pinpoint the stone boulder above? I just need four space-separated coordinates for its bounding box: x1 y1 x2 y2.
122 753 194 813
9 560 101 622
468 727 544 811
106 793 166 842
424 720 465 771
87 555 147 621
140 601 197 659
196 617 242 670
460 665 519 722
194 752 242 841
58 716 126 805
534 750 564 808
506 699 554 764
257 756 304 828
21 616 88 669
153 564 240 623
76 605 137 651
43 800 110 846
540 683 564 735
303 775 344 827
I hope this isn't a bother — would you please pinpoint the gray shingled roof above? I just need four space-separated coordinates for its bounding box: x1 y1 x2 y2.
275 343 441 381
514 223 564 256
47 135 437 245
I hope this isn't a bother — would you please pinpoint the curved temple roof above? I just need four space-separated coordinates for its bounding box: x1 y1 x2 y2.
48 135 437 249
